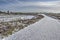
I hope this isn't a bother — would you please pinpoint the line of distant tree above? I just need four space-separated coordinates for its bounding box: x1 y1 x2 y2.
0 11 5 13
0 10 38 15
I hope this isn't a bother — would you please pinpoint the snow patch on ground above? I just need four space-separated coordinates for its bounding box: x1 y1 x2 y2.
0 15 34 22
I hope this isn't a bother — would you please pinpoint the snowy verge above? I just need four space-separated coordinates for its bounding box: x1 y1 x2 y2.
3 14 60 40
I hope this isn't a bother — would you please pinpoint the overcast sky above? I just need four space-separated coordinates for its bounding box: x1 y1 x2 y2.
0 0 60 13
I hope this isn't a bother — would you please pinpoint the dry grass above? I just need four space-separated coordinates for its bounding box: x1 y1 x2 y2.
0 15 44 37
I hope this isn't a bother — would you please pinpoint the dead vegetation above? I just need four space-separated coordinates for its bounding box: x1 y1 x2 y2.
0 14 44 37
44 13 60 20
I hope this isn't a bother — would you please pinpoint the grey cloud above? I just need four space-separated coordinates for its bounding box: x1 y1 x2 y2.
0 1 60 13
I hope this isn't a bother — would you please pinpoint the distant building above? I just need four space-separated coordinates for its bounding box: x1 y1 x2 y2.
7 10 9 14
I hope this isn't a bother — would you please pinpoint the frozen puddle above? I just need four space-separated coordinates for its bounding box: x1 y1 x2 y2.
0 15 34 22
2 14 60 40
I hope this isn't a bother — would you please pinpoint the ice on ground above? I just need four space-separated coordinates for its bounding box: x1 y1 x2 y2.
3 14 60 40
0 15 34 22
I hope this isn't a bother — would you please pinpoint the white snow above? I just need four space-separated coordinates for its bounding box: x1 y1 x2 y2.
0 15 34 22
3 14 60 40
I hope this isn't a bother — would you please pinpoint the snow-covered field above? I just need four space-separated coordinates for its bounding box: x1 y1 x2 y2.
3 14 60 40
0 15 35 40
0 15 34 22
